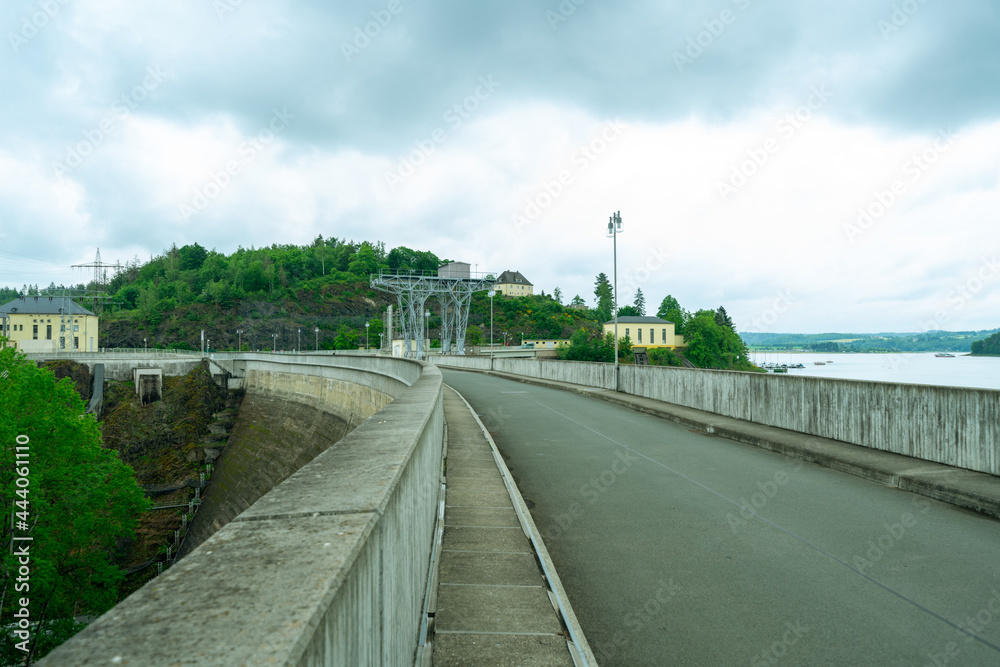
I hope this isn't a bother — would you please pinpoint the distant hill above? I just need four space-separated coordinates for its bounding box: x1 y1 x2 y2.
971 332 1000 355
740 330 1000 354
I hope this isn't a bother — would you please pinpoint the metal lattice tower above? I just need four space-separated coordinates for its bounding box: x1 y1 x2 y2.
72 247 122 288
71 248 122 316
370 266 495 358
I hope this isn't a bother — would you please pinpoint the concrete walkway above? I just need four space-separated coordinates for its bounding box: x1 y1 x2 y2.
431 387 592 666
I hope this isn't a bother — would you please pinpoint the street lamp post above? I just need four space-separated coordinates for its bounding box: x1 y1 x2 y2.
606 210 623 389
297 328 301 353
488 289 495 355
144 337 147 353
314 327 319 351
272 333 278 352
237 328 243 352
365 321 370 350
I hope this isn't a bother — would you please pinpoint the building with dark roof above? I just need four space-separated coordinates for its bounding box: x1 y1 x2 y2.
0 296 99 352
494 270 533 297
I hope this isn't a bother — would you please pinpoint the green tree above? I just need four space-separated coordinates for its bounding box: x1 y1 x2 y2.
366 318 384 347
971 332 1000 355
594 273 613 322
714 306 734 331
0 343 149 663
466 325 483 346
178 242 208 271
348 242 379 276
553 287 563 305
333 325 359 350
657 295 689 335
570 295 586 307
648 347 682 366
683 309 755 371
617 305 642 317
634 288 646 316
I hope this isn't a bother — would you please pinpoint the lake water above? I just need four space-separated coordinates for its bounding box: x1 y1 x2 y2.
748 351 1000 391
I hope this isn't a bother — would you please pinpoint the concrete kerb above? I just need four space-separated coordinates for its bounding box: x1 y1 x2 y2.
449 387 600 666
445 368 1000 521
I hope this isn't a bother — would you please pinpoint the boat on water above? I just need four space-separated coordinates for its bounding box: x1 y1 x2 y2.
814 361 826 366
935 353 955 358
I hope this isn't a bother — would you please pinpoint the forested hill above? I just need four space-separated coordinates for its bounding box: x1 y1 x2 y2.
3 239 598 351
742 330 1000 353
5 239 444 350
971 332 1000 355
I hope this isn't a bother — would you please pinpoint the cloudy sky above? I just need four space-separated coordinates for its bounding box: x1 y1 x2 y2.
1 0 998 333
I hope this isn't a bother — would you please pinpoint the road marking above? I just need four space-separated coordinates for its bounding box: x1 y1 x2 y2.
505 390 1000 655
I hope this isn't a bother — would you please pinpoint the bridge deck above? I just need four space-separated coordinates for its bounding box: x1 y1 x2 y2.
441 368 1000 665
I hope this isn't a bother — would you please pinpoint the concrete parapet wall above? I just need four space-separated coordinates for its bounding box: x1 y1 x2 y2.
42 357 445 665
27 352 203 380
433 357 1000 476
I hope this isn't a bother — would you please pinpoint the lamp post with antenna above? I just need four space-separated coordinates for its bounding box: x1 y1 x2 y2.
488 289 495 356
606 211 622 389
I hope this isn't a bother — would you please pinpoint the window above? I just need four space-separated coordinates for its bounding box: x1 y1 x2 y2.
74 337 79 349
638 328 642 343
74 325 79 332
662 329 667 344
32 325 38 340
650 329 654 344
625 328 630 339
46 324 52 340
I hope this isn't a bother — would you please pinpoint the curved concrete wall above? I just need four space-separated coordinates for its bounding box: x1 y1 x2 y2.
434 357 1000 476
43 355 444 666
180 355 414 557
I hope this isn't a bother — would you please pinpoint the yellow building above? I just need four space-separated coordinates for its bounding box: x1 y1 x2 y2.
0 296 99 353
602 316 686 349
494 270 533 297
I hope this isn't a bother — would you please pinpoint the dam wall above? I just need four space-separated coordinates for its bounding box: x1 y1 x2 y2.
43 355 445 665
434 357 1000 476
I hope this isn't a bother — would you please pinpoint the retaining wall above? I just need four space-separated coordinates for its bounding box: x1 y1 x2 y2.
42 355 444 665
27 351 204 380
433 357 1000 476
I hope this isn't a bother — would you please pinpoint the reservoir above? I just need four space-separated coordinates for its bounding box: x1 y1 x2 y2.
749 351 1000 390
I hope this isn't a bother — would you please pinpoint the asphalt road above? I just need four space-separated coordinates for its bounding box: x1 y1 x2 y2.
442 369 1000 667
